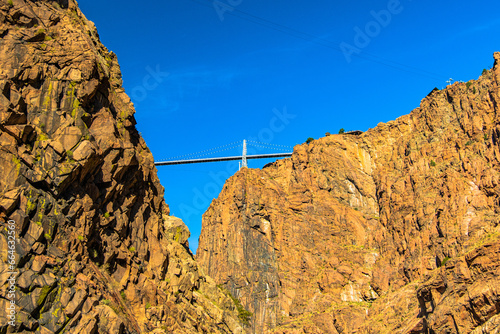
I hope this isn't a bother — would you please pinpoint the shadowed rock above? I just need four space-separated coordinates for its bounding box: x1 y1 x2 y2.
0 0 245 332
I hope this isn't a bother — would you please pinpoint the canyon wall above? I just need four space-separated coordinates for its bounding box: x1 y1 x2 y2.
197 53 500 333
0 0 245 332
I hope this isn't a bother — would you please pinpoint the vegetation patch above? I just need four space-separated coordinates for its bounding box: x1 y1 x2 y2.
100 297 125 316
347 301 373 308
440 256 451 267
217 284 253 325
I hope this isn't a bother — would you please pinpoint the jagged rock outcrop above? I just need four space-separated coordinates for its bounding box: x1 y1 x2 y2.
0 0 245 333
197 53 500 333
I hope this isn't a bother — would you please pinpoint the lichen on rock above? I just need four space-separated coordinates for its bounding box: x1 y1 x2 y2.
0 0 243 332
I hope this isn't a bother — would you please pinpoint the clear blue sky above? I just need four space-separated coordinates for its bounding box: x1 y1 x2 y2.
78 0 500 252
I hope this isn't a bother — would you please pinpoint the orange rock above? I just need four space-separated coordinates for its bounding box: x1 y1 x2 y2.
0 0 244 332
198 53 500 333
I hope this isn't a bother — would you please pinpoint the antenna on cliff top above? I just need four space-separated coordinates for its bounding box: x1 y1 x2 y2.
446 78 454 85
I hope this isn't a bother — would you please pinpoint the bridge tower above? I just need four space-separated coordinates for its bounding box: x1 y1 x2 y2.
242 139 248 168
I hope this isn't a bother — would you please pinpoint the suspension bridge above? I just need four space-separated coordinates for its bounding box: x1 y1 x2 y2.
154 140 294 168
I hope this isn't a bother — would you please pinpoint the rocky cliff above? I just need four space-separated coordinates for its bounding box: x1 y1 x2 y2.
197 53 500 333
0 0 245 333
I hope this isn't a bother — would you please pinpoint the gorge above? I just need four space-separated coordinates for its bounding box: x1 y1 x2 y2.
1 0 500 333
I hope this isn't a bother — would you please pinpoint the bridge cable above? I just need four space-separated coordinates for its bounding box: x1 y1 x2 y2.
247 143 293 152
157 140 242 162
246 140 294 150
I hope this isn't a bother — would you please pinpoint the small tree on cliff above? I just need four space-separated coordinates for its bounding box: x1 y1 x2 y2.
306 137 314 144
338 128 345 134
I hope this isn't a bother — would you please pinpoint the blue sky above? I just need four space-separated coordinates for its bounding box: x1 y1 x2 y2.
78 0 500 252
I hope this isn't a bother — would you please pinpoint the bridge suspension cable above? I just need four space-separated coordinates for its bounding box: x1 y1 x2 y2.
156 140 241 162
154 139 293 167
246 140 295 151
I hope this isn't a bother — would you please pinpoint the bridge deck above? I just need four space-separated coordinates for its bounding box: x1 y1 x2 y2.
154 152 293 166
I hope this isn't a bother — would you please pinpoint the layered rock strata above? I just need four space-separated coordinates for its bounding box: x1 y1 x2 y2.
0 0 244 333
197 53 500 333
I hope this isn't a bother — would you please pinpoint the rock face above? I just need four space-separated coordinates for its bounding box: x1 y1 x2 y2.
0 0 244 333
197 53 500 333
